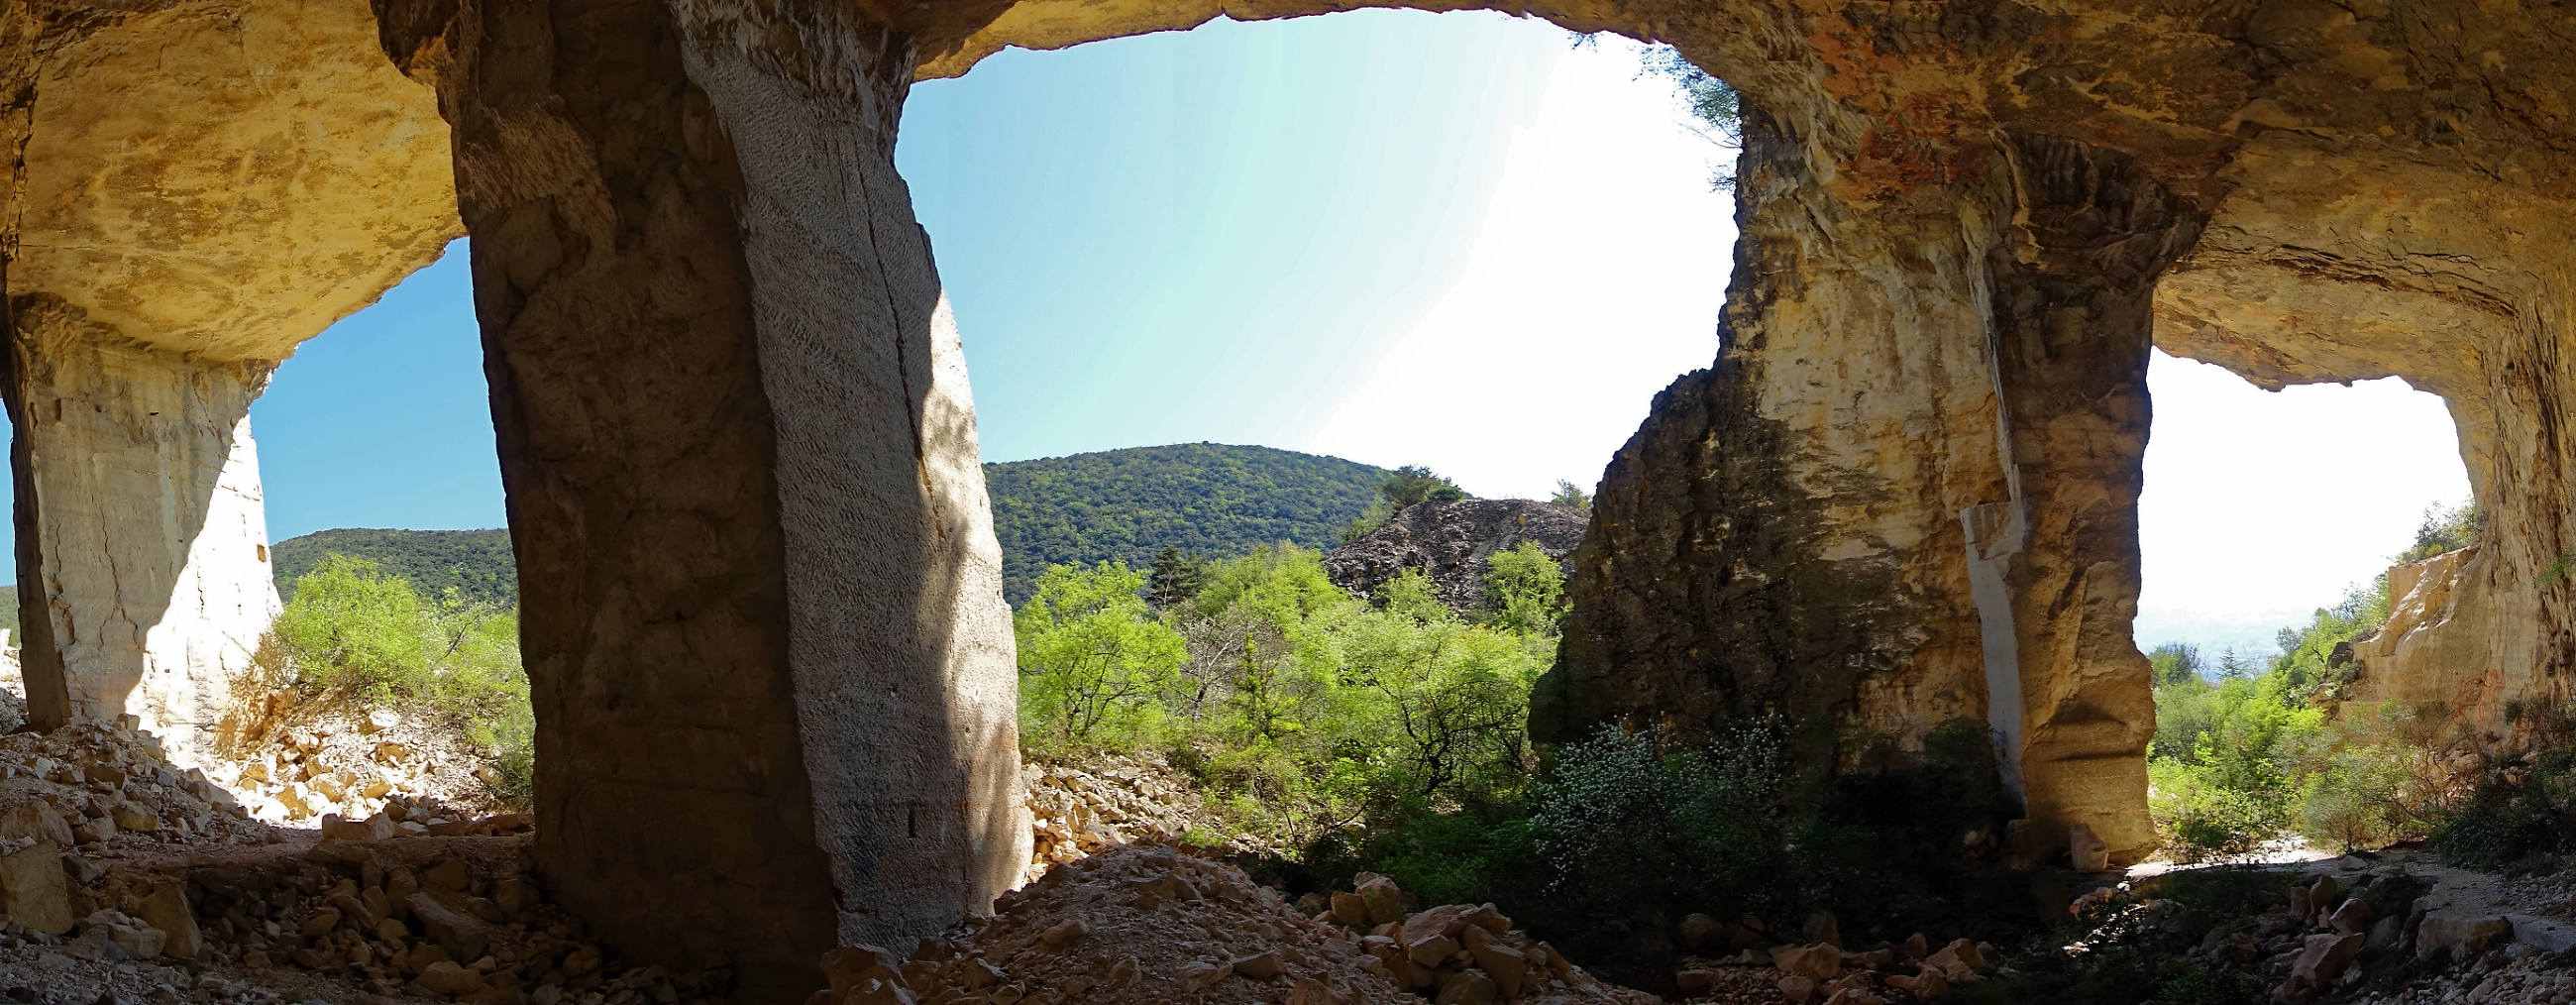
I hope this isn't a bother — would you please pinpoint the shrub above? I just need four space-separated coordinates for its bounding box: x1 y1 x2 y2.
258 554 535 807
1529 721 1796 934
2149 757 2277 861
2432 749 2576 870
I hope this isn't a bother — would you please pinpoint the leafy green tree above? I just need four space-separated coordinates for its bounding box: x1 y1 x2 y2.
1549 479 1591 512
1482 542 1568 635
1379 466 1468 509
2147 643 2204 687
268 555 435 698
1341 498 1397 544
263 554 536 805
2396 499 2482 563
1013 561 1188 746
1377 569 1449 623
1145 546 1206 610
1639 44 1742 188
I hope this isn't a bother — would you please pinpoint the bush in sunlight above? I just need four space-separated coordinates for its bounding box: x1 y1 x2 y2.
261 554 534 804
1012 559 1188 751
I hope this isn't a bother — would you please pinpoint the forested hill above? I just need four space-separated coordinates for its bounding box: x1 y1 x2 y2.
987 443 1389 602
272 528 519 608
241 444 1382 612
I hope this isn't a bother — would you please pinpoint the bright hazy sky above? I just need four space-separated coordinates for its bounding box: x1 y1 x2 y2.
0 11 2474 659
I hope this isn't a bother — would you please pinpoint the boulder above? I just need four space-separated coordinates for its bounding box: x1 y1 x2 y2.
0 840 75 934
2291 932 2363 987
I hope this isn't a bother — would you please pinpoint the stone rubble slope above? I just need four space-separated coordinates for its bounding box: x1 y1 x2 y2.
813 844 1662 1005
217 696 514 829
1022 754 1265 876
0 712 709 1004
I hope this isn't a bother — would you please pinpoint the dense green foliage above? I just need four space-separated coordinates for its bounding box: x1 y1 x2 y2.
987 444 1390 603
1549 479 1591 512
2396 499 2483 564
1015 543 2022 972
1339 465 1470 543
2147 574 2453 858
273 528 518 609
262 555 534 804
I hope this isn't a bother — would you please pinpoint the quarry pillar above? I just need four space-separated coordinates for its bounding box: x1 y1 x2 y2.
0 329 281 749
1547 117 2198 864
374 2 1030 997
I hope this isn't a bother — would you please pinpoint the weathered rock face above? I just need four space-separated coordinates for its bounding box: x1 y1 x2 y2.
2342 547 2503 747
370 1 1027 998
1325 499 1586 615
3 334 279 749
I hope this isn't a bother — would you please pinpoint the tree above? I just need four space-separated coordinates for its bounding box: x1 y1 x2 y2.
1378 568 1449 624
2147 643 2204 687
1146 546 1205 610
1483 542 1568 635
1639 44 1743 189
1550 479 1591 512
1379 466 1467 509
1013 560 1188 745
2217 648 2252 679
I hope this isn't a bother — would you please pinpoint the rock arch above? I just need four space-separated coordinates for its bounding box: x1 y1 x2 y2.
0 0 2569 998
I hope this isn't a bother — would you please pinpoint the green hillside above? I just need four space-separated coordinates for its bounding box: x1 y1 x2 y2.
272 528 519 609
232 444 1386 613
986 443 1388 602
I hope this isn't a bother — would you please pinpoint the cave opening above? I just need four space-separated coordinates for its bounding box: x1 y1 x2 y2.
2132 347 2476 856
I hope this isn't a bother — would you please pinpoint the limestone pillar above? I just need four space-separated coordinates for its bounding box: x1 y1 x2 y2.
1547 116 2198 863
375 2 1028 997
0 325 280 746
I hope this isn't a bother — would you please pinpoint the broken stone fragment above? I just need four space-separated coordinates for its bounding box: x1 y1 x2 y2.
1434 968 1498 1004
110 801 157 833
407 891 493 961
0 839 76 934
2291 932 2363 987
416 959 484 996
1230 949 1284 980
119 874 201 960
2415 912 2513 961
2067 824 2111 872
0 803 74 848
1772 943 1842 980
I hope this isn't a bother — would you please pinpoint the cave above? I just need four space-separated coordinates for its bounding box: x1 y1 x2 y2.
1 0 2569 999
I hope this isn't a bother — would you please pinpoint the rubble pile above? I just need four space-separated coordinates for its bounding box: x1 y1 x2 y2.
811 848 1671 1005
179 835 718 1004
1315 874 1654 1004
1023 754 1273 873
219 707 511 828
0 717 271 859
817 844 1412 1004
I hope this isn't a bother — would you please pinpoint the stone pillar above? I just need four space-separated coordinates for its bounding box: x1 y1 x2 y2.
0 324 280 748
1545 115 2198 863
1982 136 2201 862
375 2 1028 998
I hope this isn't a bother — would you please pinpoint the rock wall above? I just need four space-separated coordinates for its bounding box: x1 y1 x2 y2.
1538 115 2192 862
1 329 279 755
1324 499 1586 615
2340 547 2506 748
372 1 1027 997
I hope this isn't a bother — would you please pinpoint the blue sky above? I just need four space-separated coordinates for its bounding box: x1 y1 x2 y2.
0 11 2474 658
